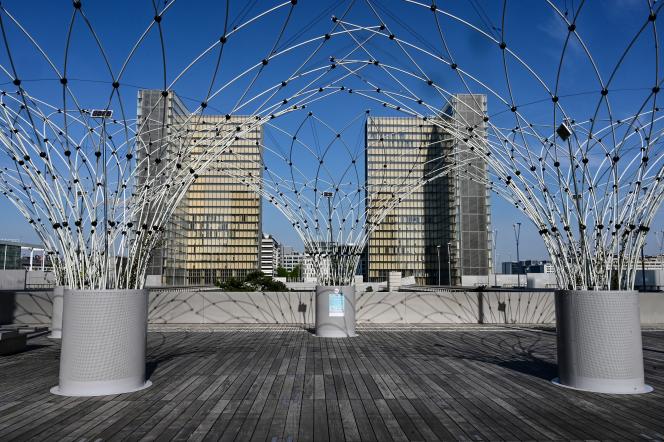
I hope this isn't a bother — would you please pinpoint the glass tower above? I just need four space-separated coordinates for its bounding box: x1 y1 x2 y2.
137 91 262 286
365 94 491 285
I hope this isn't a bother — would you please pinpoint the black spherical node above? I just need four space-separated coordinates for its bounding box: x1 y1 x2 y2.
483 116 489 122
568 23 576 32
154 15 162 23
649 13 657 21
225 114 231 120
389 34 395 40
12 79 20 86
324 34 330 40
201 102 207 108
601 88 608 96
653 86 660 94
220 35 227 44
511 105 517 112
332 16 338 23
379 24 385 30
291 0 297 4
427 79 433 86
499 41 506 50
73 0 82 9
450 63 457 70
39 152 47 158
552 95 559 103
60 78 67 85
281 81 287 87
430 4 437 11
262 59 268 65
554 161 560 167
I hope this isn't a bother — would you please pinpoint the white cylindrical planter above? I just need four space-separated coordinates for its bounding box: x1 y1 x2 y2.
315 285 357 337
51 288 151 397
553 289 652 394
48 286 64 339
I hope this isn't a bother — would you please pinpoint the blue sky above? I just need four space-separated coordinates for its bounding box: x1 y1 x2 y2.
1 0 663 263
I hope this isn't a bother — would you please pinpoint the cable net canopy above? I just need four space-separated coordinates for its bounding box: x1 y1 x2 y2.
0 1 662 290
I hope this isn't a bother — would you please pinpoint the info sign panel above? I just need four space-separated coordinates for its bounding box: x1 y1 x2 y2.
329 288 345 317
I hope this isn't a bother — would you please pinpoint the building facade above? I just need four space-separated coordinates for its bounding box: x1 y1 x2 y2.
260 234 280 277
184 115 262 285
365 94 492 285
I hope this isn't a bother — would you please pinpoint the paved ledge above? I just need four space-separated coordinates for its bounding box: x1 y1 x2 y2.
1 327 663 440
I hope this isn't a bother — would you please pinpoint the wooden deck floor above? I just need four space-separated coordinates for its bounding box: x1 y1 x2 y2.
1 326 664 441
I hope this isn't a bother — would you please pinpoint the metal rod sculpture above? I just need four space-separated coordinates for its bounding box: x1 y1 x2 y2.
0 1 376 289
304 0 664 291
0 0 662 294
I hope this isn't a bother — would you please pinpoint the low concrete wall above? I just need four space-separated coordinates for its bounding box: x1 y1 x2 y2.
0 289 54 325
4 288 664 326
148 289 315 324
0 270 55 290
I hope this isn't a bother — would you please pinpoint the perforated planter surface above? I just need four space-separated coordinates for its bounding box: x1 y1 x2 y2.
554 289 652 394
51 288 151 396
315 285 357 337
48 286 63 339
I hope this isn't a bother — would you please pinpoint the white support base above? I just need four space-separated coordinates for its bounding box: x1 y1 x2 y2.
52 288 150 397
554 289 653 394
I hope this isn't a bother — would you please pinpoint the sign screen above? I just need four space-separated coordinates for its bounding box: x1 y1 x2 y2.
329 290 345 317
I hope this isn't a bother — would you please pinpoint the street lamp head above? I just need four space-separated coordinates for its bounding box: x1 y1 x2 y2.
90 109 113 118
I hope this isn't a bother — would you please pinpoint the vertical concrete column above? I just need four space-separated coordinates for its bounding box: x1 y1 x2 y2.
48 286 64 339
388 272 402 292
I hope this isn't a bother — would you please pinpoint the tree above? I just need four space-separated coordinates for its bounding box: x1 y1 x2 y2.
275 266 288 278
289 264 301 279
216 271 288 292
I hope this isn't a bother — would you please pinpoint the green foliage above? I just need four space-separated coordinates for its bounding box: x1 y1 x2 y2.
216 271 288 292
275 265 301 279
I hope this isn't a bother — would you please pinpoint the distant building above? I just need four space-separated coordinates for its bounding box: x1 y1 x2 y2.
0 239 50 271
260 234 280 277
365 94 492 285
279 245 306 271
1 239 23 270
502 260 553 274
138 90 262 286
